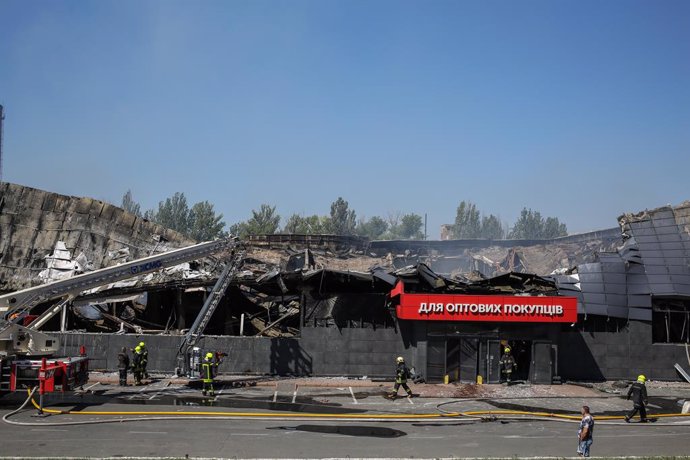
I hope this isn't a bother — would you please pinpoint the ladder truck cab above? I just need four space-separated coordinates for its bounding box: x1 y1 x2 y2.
0 237 242 396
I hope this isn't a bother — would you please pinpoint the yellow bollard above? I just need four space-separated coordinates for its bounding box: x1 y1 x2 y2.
443 374 449 384
476 375 483 384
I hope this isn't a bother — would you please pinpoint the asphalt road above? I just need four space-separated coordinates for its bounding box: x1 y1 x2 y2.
2 414 690 458
1 382 689 459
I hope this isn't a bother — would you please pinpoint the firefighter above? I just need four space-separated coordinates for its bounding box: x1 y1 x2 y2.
625 375 649 422
132 345 144 385
138 341 149 379
201 352 219 397
387 356 413 399
499 346 516 384
117 346 130 386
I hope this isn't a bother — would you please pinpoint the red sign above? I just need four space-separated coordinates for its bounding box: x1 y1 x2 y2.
390 281 577 323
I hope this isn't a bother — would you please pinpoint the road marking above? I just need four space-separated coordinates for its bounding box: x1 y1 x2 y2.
82 382 100 392
597 432 688 438
348 386 358 404
292 384 298 404
273 383 278 402
407 396 414 405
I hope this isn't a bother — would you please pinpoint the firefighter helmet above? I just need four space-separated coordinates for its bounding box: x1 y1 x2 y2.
206 352 214 360
396 356 404 363
504 347 511 353
134 346 141 353
637 374 646 383
139 341 145 348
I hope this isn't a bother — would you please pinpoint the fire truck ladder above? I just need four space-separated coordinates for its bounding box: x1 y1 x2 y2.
0 238 239 335
177 249 245 373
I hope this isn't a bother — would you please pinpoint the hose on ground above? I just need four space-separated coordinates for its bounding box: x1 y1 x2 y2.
4 389 689 427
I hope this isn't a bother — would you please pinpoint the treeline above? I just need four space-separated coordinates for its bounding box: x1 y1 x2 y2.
452 201 567 240
121 192 567 242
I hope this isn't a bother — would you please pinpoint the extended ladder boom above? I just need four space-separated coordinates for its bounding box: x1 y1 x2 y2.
0 238 239 322
178 249 245 363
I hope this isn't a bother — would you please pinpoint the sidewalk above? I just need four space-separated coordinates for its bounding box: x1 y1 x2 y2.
81 371 690 418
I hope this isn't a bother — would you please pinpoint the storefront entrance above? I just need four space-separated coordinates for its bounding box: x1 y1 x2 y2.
427 337 480 383
427 337 556 384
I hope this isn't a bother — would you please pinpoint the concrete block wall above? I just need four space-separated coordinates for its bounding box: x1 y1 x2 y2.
54 326 409 378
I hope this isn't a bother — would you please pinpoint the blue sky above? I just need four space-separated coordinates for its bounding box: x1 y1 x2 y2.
1 0 688 238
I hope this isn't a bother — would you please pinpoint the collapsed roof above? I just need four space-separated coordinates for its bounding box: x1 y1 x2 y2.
3 183 689 334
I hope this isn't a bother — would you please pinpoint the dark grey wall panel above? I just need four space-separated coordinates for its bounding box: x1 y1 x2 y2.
557 321 686 381
627 295 651 308
55 327 407 378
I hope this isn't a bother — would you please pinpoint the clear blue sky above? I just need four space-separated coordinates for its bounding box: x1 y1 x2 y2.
1 0 688 238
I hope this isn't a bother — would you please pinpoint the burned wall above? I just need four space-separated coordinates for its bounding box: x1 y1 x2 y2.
557 320 689 381
0 183 193 292
55 326 411 378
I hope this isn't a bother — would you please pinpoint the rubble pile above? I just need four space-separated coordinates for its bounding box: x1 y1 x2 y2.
0 182 634 338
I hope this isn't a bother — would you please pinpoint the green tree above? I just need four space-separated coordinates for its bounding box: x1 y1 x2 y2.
231 204 281 237
543 216 568 239
453 201 481 238
143 208 156 220
188 201 226 241
121 190 142 217
509 208 567 239
327 197 357 235
283 214 328 234
154 192 190 234
357 216 389 240
397 213 424 239
481 214 506 239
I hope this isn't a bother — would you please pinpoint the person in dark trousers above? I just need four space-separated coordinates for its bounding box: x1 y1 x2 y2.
132 345 144 385
117 347 130 386
138 341 149 379
577 405 594 457
387 356 413 399
201 352 219 397
625 374 649 422
499 346 516 383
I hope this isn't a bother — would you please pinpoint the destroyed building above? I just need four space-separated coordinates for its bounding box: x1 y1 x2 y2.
1 183 689 382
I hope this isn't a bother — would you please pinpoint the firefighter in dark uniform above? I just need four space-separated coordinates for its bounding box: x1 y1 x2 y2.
132 345 144 385
201 352 219 397
387 356 413 399
117 347 130 386
138 341 149 379
625 374 649 422
499 346 516 383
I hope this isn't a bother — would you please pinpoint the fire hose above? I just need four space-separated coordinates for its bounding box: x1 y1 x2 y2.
3 388 690 427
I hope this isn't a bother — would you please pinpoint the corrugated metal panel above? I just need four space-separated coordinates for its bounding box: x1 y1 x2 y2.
605 293 628 306
628 308 652 321
627 283 651 295
559 204 690 320
582 293 607 304
602 273 627 284
607 306 629 318
604 283 627 295
627 295 651 308
578 263 603 273
583 304 608 315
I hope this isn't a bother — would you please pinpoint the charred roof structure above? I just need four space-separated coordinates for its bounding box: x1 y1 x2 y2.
1 183 689 382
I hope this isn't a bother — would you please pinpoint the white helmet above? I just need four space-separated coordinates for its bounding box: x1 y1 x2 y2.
396 356 404 363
